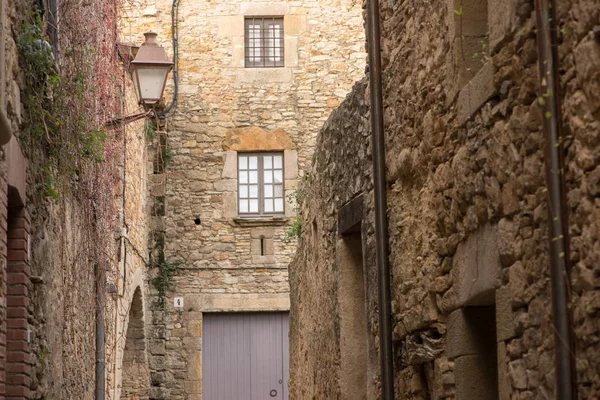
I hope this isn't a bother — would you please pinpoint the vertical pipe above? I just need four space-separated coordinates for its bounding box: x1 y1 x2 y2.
366 0 395 398
534 0 577 398
95 264 106 400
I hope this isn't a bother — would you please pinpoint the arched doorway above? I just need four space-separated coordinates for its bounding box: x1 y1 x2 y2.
121 287 150 399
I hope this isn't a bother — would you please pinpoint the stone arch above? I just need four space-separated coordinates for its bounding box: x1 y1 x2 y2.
121 286 150 399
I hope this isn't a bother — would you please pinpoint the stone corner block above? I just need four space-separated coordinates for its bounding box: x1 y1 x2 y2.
284 14 307 35
452 223 501 307
222 150 238 179
457 61 496 125
455 354 499 400
222 191 237 218
284 149 298 179
488 0 516 53
495 285 516 342
217 15 244 37
445 307 496 360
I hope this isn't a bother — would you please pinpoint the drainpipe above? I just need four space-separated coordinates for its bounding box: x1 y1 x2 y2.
95 264 106 400
534 0 577 398
366 0 395 398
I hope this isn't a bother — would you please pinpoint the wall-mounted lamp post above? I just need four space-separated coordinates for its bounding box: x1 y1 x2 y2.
129 32 173 109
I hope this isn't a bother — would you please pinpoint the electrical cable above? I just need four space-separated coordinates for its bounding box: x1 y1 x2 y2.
158 0 180 119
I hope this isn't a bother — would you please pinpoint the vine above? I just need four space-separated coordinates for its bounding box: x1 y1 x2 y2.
152 260 181 307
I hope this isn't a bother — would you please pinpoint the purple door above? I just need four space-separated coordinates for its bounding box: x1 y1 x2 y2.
203 312 289 400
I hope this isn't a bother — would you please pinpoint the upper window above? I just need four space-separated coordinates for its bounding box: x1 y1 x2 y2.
244 17 284 68
238 153 285 216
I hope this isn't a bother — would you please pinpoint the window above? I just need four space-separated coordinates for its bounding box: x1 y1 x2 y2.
244 17 284 68
238 153 285 216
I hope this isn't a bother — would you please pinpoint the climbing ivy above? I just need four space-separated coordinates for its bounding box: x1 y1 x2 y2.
152 260 181 307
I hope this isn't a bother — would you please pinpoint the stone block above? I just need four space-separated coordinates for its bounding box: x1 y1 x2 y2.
250 227 275 239
217 16 244 37
446 307 496 359
284 149 298 179
488 0 515 52
240 2 289 16
495 286 516 342
452 223 501 307
284 14 307 35
284 36 299 67
237 67 293 83
223 192 237 218
457 61 496 125
449 0 489 38
497 341 510 400
455 354 498 400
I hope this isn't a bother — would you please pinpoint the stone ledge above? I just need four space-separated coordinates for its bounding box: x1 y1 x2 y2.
232 216 290 226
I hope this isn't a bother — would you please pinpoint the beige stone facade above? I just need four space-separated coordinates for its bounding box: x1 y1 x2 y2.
120 0 365 398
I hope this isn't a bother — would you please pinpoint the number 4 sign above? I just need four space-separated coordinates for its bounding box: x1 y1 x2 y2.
174 297 184 308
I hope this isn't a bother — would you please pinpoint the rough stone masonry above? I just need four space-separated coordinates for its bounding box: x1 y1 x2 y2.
289 0 600 399
120 0 366 398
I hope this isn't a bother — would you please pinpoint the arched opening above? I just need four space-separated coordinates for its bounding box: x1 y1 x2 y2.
121 287 150 399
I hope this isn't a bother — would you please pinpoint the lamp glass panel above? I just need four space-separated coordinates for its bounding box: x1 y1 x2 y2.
136 66 169 101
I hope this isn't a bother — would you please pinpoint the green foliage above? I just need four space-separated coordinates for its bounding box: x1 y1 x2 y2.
284 215 303 243
163 146 175 166
17 14 61 139
145 119 157 141
43 167 60 200
152 260 181 307
453 6 463 15
80 128 108 162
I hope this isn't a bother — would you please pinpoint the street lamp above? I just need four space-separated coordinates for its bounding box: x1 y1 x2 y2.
130 32 173 109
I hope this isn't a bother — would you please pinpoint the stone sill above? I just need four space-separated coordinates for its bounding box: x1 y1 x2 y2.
233 216 290 227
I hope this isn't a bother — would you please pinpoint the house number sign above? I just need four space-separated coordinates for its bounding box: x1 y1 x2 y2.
174 297 184 308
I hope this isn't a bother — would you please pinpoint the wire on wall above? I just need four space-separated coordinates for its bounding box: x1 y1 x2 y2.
158 0 180 118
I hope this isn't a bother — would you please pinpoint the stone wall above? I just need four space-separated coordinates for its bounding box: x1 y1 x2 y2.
289 0 600 398
0 0 152 398
120 0 366 398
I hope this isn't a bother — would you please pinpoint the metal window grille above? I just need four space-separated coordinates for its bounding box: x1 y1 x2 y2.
238 153 285 216
244 17 284 68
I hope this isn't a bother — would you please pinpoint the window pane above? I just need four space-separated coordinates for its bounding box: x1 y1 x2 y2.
239 156 248 170
274 185 283 197
249 171 258 184
239 171 248 184
264 171 272 184
240 185 248 198
274 198 284 212
240 200 249 213
274 170 283 183
249 156 258 169
249 185 259 198
249 199 259 213
273 155 282 168
264 199 274 213
264 184 273 198
264 156 272 169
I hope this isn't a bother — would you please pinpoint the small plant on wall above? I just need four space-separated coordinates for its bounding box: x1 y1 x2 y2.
152 260 181 308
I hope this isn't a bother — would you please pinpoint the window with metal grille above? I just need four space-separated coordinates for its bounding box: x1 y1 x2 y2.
238 153 285 215
244 17 284 68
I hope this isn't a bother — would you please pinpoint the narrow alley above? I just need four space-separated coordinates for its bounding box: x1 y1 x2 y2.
0 0 598 399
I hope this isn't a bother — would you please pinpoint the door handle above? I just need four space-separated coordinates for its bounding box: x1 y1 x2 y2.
279 379 283 384
270 389 278 397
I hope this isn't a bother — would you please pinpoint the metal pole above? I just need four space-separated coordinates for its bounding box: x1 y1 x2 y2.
95 265 106 400
366 0 395 398
534 0 577 398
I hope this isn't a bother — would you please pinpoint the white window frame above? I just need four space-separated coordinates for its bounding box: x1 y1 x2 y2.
238 152 285 216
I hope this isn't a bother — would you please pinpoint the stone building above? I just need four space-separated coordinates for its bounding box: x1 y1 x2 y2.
120 0 365 398
289 0 600 399
0 0 154 399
